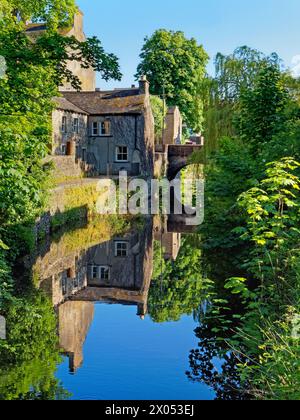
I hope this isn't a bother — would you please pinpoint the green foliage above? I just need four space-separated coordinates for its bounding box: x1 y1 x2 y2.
237 65 289 149
190 47 300 399
0 249 13 308
150 95 167 144
0 291 68 400
0 0 122 302
148 238 209 323
214 46 281 102
136 29 208 131
202 47 282 153
201 136 257 254
0 0 77 29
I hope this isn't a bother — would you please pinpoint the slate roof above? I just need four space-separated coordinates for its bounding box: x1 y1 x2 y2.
61 89 145 116
25 23 48 32
53 97 88 115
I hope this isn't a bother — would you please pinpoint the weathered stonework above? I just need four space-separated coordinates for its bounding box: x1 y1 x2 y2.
59 86 155 178
52 108 88 157
59 11 96 92
58 301 94 372
87 111 154 177
26 11 96 92
45 156 83 179
163 106 182 145
34 178 103 239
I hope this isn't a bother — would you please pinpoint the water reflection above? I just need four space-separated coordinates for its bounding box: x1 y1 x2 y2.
29 216 195 375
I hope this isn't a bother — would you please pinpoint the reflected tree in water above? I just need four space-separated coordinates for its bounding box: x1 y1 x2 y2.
186 323 250 400
148 238 209 323
0 291 69 400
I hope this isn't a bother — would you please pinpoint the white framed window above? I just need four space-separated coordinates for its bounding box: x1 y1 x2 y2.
116 146 128 162
99 266 110 281
73 118 79 134
91 266 98 279
115 241 129 257
61 144 67 155
92 121 98 136
100 120 111 136
90 265 110 280
62 116 67 133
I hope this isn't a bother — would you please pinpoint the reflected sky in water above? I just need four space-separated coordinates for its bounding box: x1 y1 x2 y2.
56 304 215 400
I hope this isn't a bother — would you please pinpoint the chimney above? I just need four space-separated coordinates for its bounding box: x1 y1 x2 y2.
73 9 84 33
139 75 149 96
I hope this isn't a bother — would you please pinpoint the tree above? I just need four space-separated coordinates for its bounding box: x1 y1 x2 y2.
237 65 289 150
0 0 122 299
0 291 69 400
0 1 121 227
150 95 167 144
148 239 208 323
214 46 281 102
201 47 282 153
136 30 209 132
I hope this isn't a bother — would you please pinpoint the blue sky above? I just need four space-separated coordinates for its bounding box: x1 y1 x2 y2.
77 0 300 89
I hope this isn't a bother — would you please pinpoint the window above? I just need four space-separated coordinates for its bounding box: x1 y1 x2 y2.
82 148 86 162
99 266 110 281
115 241 128 257
73 118 79 134
91 266 98 279
92 121 98 136
100 120 111 136
90 266 110 280
116 146 128 162
62 116 67 133
61 144 66 155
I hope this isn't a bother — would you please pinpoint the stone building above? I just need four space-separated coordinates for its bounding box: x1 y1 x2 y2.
26 10 96 91
52 96 89 157
163 106 183 145
57 77 155 177
27 10 189 179
26 9 155 178
58 301 94 372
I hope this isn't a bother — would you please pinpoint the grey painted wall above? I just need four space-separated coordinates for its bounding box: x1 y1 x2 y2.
52 107 154 177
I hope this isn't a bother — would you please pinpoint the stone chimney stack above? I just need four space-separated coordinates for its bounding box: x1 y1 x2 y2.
139 75 150 96
73 9 84 33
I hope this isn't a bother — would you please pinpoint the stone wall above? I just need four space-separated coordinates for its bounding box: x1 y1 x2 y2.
58 301 95 372
88 109 154 177
52 109 88 157
163 107 182 145
46 155 83 180
35 178 103 239
58 11 96 92
143 95 155 177
154 145 168 178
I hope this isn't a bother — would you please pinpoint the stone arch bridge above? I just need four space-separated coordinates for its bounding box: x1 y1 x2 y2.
167 145 203 180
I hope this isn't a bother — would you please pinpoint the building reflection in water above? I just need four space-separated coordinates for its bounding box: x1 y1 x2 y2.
32 216 194 372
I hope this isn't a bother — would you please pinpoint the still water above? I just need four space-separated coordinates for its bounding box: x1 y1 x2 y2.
1 215 220 400
56 305 214 400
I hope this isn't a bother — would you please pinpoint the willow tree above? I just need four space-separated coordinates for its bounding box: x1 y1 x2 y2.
202 46 281 153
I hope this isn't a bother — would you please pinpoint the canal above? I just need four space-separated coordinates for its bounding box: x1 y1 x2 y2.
0 213 224 400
